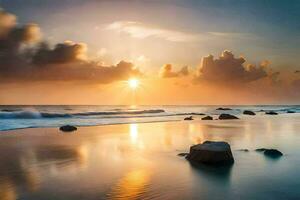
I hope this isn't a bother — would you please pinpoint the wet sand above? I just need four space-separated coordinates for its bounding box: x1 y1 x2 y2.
1 114 300 200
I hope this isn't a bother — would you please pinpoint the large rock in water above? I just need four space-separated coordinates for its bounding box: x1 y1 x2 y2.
243 110 256 115
219 114 239 120
59 125 77 132
186 141 234 165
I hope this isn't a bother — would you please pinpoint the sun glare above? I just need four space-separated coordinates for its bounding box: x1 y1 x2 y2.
128 79 139 89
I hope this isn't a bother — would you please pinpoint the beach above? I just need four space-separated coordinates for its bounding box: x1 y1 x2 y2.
1 113 300 200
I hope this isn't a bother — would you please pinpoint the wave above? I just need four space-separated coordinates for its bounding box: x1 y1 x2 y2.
0 110 42 119
0 109 166 119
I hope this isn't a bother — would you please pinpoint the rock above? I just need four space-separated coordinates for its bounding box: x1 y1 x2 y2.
184 116 193 120
178 153 189 157
216 107 232 111
190 112 205 115
255 148 267 152
265 111 278 115
237 149 249 152
243 110 256 115
186 141 234 165
218 114 239 120
202 116 213 120
264 149 283 158
287 110 295 113
255 148 283 158
59 125 77 132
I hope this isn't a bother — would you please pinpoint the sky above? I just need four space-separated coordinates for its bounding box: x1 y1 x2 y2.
0 0 299 105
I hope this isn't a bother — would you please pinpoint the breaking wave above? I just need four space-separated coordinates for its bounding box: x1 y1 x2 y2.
0 109 166 119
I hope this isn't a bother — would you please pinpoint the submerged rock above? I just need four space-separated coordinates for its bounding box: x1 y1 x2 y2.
256 148 283 158
59 125 77 132
202 116 213 120
186 141 234 165
265 111 278 115
184 116 193 120
243 110 256 115
219 114 239 120
216 107 232 111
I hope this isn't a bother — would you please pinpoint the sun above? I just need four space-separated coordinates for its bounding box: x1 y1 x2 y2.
128 78 139 89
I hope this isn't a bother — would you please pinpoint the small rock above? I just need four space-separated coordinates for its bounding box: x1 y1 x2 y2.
237 149 249 152
255 148 283 158
243 110 256 115
178 153 189 157
190 112 205 115
287 110 295 113
255 148 267 152
186 141 234 165
219 114 239 120
264 149 283 158
184 116 193 120
202 116 213 120
216 107 232 111
265 111 278 115
59 125 77 132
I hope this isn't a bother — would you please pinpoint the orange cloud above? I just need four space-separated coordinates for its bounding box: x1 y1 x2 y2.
0 9 140 84
196 50 269 84
159 64 189 78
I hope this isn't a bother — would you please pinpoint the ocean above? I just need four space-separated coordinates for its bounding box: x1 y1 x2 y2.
0 105 299 131
1 105 300 199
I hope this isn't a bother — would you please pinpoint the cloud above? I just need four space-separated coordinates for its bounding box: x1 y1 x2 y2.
0 10 17 37
106 21 257 43
159 64 189 78
32 41 87 65
106 21 200 42
196 50 269 84
0 9 140 83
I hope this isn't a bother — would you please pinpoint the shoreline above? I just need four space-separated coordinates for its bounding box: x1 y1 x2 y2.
0 113 300 135
1 112 300 133
0 118 182 133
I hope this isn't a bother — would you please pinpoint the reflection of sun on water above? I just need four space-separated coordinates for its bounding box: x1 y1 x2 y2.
107 169 150 200
130 124 139 144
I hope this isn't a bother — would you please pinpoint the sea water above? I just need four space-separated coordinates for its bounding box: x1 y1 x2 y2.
0 105 299 131
0 105 300 199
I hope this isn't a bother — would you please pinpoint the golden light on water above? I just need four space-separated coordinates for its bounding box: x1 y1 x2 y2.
128 79 139 90
108 169 150 200
130 124 139 144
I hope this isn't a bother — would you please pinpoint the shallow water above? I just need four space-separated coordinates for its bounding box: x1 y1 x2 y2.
1 114 300 199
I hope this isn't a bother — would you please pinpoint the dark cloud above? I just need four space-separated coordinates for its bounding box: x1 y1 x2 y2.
196 50 268 84
23 60 140 83
0 9 140 83
32 41 87 65
159 64 189 78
